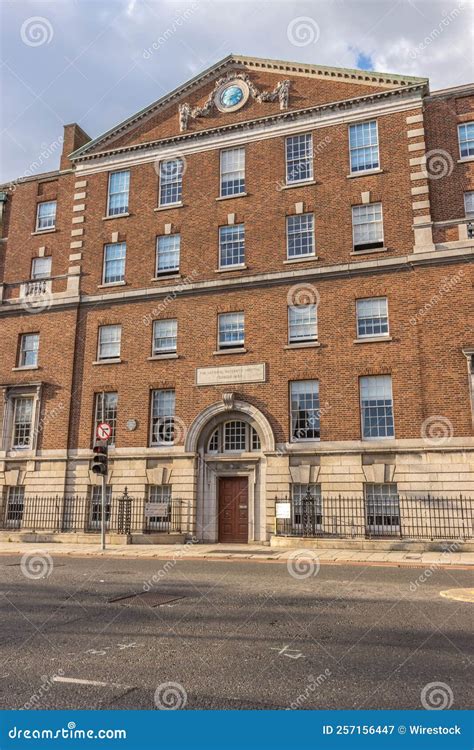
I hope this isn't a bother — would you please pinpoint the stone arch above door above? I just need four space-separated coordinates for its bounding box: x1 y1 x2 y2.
185 396 275 453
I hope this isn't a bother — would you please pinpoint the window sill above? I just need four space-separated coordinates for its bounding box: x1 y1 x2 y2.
353 336 392 344
283 255 318 264
151 273 181 281
31 228 56 236
12 365 39 371
458 156 474 164
216 193 248 201
154 203 183 211
279 180 317 190
213 347 247 356
147 353 179 360
284 341 320 350
361 436 395 441
98 281 127 289
102 213 130 220
351 246 388 256
290 438 321 444
92 358 122 366
347 168 383 179
215 264 248 273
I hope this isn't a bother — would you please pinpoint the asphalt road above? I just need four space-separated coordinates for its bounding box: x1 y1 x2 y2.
0 554 472 710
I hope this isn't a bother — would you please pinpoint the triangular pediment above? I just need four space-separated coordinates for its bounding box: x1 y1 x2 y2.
71 54 428 161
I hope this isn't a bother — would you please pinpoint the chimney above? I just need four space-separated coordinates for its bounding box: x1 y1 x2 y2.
60 123 91 170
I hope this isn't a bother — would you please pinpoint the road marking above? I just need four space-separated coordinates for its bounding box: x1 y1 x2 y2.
52 676 131 688
440 588 474 603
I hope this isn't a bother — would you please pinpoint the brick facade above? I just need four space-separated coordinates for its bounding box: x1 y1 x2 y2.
0 55 473 542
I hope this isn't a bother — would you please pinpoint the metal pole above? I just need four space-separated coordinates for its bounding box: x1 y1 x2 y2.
101 473 106 551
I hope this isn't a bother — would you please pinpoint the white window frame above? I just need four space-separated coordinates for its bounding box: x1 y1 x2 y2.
156 234 180 276
220 147 245 197
107 170 130 217
152 319 177 354
352 203 384 251
360 375 395 440
290 380 320 442
365 483 400 535
5 486 25 528
458 122 474 159
36 201 57 231
94 392 118 447
356 298 389 339
12 396 35 450
31 256 52 279
349 120 380 174
218 224 245 268
291 483 322 530
150 389 176 446
97 325 121 361
217 312 245 350
285 133 313 185
286 213 315 259
19 333 39 368
288 304 318 344
159 159 183 206
102 242 126 285
206 422 260 454
464 191 474 218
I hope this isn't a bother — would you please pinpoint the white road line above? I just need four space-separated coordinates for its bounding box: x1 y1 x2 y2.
52 676 131 688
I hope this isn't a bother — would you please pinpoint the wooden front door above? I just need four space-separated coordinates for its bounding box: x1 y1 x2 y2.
218 477 248 543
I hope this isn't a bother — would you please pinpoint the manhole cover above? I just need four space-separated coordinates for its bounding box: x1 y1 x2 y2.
108 592 185 607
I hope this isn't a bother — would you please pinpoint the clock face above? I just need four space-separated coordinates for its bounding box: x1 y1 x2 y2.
220 84 244 109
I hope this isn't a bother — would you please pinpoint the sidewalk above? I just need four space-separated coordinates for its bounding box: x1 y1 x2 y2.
0 541 473 567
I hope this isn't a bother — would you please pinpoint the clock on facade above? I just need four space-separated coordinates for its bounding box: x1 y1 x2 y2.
214 80 249 113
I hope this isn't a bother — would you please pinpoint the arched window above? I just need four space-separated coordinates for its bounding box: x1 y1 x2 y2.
206 421 261 454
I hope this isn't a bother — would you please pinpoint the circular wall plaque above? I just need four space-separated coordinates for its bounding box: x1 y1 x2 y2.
126 419 138 431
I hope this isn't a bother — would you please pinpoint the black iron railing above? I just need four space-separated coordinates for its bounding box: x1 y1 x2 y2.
0 491 188 535
275 491 473 540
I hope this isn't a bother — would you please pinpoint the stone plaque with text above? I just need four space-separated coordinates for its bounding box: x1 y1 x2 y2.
196 363 266 386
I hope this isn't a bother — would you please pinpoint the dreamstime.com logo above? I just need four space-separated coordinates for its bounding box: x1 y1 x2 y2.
287 16 320 47
286 283 320 307
20 551 54 580
20 17 54 47
421 415 454 446
287 550 320 580
421 681 454 710
154 681 188 710
8 722 127 740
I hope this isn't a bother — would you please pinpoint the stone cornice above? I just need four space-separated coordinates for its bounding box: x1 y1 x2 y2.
73 83 427 166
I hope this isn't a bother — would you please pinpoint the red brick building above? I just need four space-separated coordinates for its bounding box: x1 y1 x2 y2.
0 55 473 543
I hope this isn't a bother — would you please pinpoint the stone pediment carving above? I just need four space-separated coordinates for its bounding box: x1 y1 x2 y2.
178 72 290 132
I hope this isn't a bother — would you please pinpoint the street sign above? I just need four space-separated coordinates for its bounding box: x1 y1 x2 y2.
96 422 112 441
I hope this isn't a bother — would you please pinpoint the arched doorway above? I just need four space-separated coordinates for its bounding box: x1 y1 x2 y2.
185 396 275 543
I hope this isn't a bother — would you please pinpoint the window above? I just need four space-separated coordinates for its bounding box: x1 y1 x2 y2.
218 312 244 349
360 375 394 439
36 201 56 230
219 224 245 268
290 380 320 441
146 485 172 530
89 485 112 529
464 191 474 218
356 298 389 338
349 121 379 173
287 214 315 259
151 389 176 445
107 171 129 216
94 392 118 447
224 420 246 452
5 487 25 529
19 333 39 368
156 234 180 275
159 158 183 205
292 483 322 529
288 305 317 343
352 203 384 251
365 484 400 535
206 422 260 453
12 397 34 449
153 319 177 354
97 325 121 361
458 122 474 159
286 134 313 184
220 147 245 196
31 256 52 279
103 242 126 284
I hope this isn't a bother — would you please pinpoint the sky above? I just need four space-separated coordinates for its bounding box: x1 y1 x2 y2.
0 0 473 184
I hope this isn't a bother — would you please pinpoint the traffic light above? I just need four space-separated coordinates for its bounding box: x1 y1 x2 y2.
91 443 108 475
